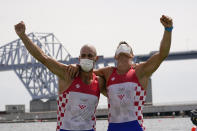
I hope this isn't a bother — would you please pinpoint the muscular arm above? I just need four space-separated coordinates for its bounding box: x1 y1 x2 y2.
138 15 173 78
15 22 68 79
98 76 107 97
94 66 113 78
94 68 106 77
58 76 72 94
95 67 114 97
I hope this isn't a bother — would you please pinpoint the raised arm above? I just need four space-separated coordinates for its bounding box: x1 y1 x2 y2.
139 15 173 77
14 21 69 79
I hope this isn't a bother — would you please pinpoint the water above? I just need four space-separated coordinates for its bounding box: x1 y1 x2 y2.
0 117 194 131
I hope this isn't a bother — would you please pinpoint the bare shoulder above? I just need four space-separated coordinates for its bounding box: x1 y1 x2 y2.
104 66 114 74
132 62 143 71
94 66 114 77
61 63 74 79
95 66 114 72
134 62 146 78
58 75 73 94
131 63 140 69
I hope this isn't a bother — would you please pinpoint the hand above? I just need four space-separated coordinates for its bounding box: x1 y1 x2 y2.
67 64 80 78
131 63 139 69
14 21 26 36
160 15 173 28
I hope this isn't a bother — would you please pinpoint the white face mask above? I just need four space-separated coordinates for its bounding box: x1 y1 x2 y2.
80 59 94 72
115 44 131 56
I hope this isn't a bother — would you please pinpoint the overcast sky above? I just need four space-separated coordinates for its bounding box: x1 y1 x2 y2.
0 0 197 111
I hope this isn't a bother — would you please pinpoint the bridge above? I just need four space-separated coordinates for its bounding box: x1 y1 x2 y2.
1 32 197 112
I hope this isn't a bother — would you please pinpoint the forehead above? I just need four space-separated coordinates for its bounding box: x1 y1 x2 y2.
80 46 96 55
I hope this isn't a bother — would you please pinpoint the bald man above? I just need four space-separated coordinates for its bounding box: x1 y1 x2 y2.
15 22 106 131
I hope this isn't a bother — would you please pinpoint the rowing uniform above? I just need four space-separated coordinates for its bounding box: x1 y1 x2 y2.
191 126 197 131
56 73 100 131
107 67 146 131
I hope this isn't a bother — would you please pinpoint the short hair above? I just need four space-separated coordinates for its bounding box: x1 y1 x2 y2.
80 44 97 56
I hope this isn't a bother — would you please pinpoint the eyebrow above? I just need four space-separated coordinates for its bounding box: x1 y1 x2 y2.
81 53 95 56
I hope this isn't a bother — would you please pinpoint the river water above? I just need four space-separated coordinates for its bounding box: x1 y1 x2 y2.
0 117 194 131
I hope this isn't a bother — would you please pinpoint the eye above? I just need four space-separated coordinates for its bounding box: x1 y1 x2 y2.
88 54 93 58
81 54 86 58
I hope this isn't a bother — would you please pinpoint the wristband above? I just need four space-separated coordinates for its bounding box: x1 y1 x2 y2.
165 26 173 32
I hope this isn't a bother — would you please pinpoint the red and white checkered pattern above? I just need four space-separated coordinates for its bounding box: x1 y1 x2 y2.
134 85 146 130
56 92 99 131
106 67 147 130
56 93 68 131
56 74 99 131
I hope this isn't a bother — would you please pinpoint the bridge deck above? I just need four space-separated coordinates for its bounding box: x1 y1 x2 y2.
0 103 197 122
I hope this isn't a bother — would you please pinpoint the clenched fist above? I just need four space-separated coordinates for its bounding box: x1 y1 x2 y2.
15 21 26 36
160 15 173 28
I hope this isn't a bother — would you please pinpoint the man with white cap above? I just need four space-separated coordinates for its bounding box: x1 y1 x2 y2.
94 15 173 131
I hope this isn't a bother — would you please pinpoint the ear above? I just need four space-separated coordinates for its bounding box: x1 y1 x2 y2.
114 54 118 60
95 56 99 62
78 56 80 62
131 54 134 59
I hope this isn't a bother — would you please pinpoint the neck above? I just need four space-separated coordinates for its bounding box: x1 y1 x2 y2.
79 70 93 85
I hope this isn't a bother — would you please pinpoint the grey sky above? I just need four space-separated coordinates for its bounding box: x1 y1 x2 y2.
0 0 197 111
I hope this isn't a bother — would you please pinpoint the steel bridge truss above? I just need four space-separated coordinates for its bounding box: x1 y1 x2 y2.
0 33 71 99
1 32 197 100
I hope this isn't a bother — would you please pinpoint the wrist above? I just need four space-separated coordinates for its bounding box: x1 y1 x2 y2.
18 32 26 37
165 26 173 32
